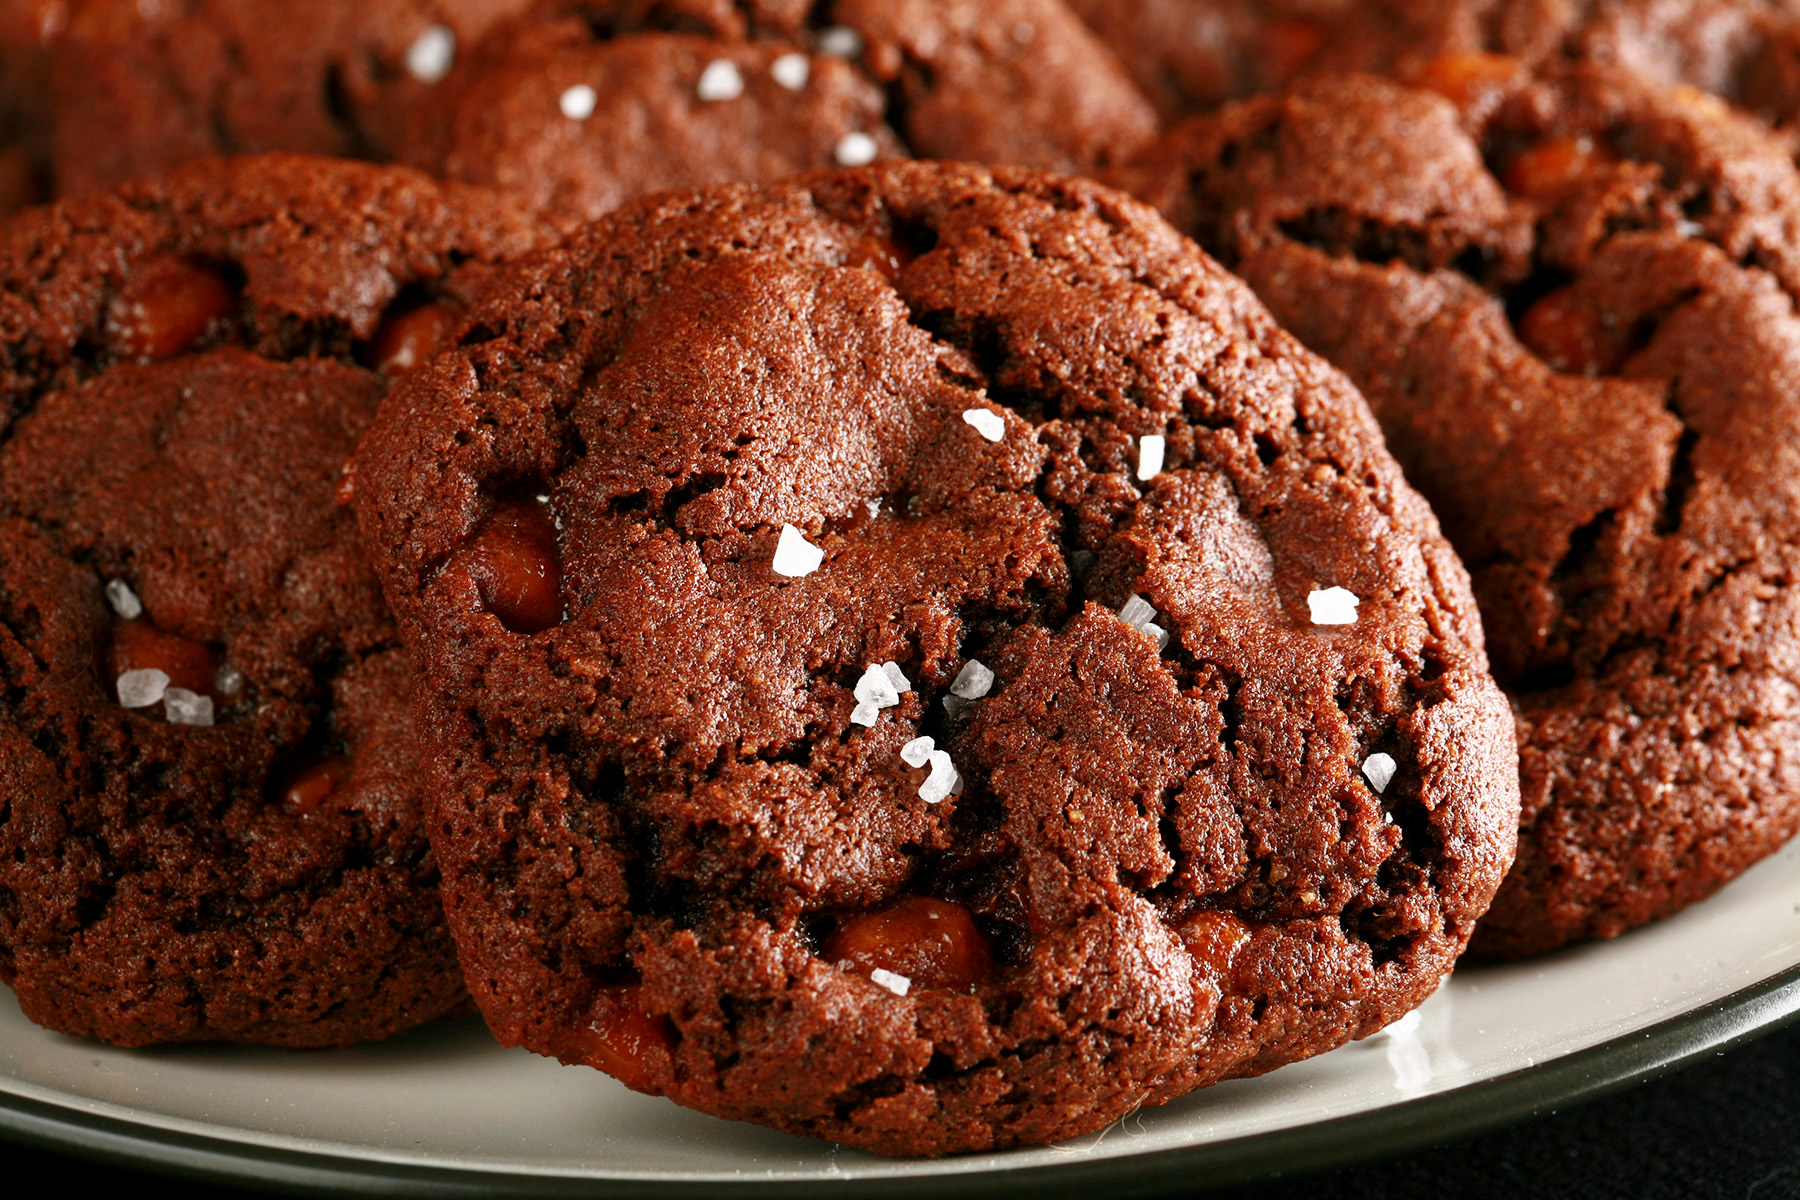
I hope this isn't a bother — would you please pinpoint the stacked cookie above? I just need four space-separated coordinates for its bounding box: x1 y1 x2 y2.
0 0 1793 1159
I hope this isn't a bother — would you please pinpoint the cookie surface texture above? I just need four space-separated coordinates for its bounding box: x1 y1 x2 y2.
354 162 1518 1155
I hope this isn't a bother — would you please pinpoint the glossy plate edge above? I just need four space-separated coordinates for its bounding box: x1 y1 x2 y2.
3 960 1799 1199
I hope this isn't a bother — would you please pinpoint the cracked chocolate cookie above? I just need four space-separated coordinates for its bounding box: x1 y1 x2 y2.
0 154 547 1046
394 0 1157 222
1117 61 1800 958
352 161 1518 1154
45 0 537 196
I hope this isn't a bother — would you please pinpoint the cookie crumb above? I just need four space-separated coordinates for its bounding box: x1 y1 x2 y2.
834 132 879 167
962 407 1005 441
405 25 455 83
696 59 745 102
559 84 598 121
1137 434 1165 481
771 53 810 91
1362 752 1398 794
1308 586 1360 625
772 523 824 577
164 687 214 726
869 967 911 996
949 658 995 700
818 26 864 58
105 579 142 619
117 668 169 709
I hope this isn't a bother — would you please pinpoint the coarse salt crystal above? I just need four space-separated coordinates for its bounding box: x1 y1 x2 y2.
560 84 598 120
870 967 911 996
962 407 1005 442
105 579 142 620
854 663 902 710
405 24 455 82
949 659 994 700
817 26 864 57
1118 593 1157 629
919 750 958 803
900 735 935 768
864 498 881 518
117 668 169 709
771 52 810 90
882 661 910 692
1137 434 1165 481
834 131 878 166
1308 586 1360 625
696 58 744 101
772 523 825 577
164 687 214 726
214 664 244 697
850 700 881 727
1362 752 1398 794
1141 621 1170 651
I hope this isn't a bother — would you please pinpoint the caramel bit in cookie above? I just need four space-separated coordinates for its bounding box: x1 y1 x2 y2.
771 523 824 578
1362 752 1398 794
281 755 352 816
1178 910 1251 976
1411 52 1522 113
578 986 674 1091
1503 137 1616 199
1136 434 1166 481
560 84 598 122
459 498 563 634
366 301 459 376
899 736 961 802
826 896 997 993
833 132 880 168
850 661 911 727
1307 586 1360 626
405 24 456 84
696 59 745 103
1117 594 1170 650
110 619 218 702
1516 287 1615 376
105 255 237 363
962 407 1006 442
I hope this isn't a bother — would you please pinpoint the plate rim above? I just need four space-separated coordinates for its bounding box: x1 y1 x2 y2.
3 958 1799 1199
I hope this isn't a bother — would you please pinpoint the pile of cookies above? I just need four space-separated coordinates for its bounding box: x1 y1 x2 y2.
0 0 1794 1158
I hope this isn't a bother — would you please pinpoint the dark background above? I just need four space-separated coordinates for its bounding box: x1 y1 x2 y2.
8 1015 1799 1199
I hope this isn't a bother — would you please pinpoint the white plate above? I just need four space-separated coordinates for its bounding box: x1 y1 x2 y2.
4 835 1800 1197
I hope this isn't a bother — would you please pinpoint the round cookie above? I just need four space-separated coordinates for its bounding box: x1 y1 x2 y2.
396 0 1158 221
45 0 537 196
0 154 547 1046
1116 63 1800 958
352 161 1518 1154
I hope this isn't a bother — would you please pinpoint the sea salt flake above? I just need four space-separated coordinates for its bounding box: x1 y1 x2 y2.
405 24 455 82
559 84 598 120
900 736 935 768
214 664 244 697
962 407 1005 442
1136 434 1166 482
1308 586 1360 625
854 663 901 710
870 967 911 996
772 523 824 577
864 498 881 518
882 661 910 692
117 668 169 709
834 131 878 166
949 658 994 700
771 52 810 90
1141 620 1170 651
942 694 972 718
1362 752 1398 794
105 579 142 619
919 750 958 803
696 58 744 101
850 700 881 727
818 26 864 57
164 687 214 726
1118 593 1157 629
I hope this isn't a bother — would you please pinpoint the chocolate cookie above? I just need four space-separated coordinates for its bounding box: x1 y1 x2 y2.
45 0 537 196
0 0 60 214
0 154 547 1046
352 161 1518 1154
396 0 1158 221
1117 62 1800 958
1067 0 1800 121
